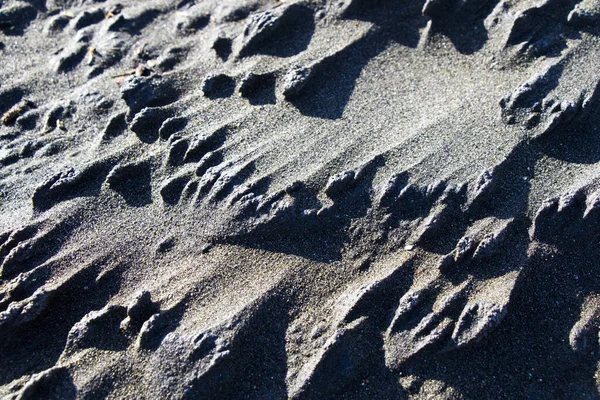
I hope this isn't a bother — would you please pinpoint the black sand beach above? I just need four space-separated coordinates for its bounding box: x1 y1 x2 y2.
2 0 600 398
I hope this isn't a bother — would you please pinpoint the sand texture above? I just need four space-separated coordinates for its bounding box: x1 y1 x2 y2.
1 0 600 398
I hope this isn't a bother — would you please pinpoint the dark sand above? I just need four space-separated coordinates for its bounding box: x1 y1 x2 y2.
1 0 600 398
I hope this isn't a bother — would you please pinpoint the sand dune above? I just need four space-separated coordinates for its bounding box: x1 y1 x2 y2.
1 0 600 398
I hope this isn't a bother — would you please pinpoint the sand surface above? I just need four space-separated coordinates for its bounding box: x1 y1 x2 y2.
1 0 600 398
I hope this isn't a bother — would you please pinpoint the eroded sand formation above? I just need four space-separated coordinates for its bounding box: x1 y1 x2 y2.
1 0 600 398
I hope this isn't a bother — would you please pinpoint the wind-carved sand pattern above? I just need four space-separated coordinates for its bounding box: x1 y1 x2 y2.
2 0 600 398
